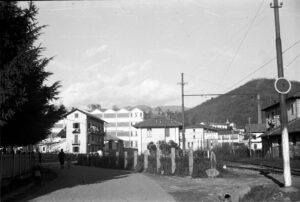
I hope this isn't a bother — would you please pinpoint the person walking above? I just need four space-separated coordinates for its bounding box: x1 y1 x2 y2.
58 149 65 169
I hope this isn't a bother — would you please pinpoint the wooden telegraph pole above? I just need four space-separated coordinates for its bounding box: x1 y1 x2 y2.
178 73 187 151
271 0 292 187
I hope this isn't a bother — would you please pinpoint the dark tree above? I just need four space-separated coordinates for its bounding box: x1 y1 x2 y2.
88 104 101 111
0 2 66 146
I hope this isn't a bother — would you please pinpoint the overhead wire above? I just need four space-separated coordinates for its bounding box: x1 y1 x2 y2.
224 40 300 93
220 0 266 87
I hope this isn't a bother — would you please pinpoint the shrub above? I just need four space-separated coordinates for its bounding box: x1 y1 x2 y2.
175 155 189 176
160 157 172 175
135 154 144 172
147 155 157 173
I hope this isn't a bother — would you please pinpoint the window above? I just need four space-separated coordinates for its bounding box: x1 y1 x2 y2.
291 104 295 115
140 112 143 117
165 128 170 137
193 129 195 132
75 113 79 118
43 147 45 151
109 141 113 149
73 147 79 153
193 135 195 139
73 123 80 129
254 144 257 150
147 128 152 137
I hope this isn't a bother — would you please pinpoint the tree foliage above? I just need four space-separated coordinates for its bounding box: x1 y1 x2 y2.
0 2 66 146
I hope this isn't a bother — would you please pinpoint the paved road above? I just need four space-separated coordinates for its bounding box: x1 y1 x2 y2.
25 164 175 202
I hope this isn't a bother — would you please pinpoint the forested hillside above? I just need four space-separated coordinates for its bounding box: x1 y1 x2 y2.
185 78 300 127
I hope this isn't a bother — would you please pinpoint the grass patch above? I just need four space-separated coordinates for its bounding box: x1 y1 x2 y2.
240 185 300 202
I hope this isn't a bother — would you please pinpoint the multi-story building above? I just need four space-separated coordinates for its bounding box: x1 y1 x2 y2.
261 91 300 158
134 116 182 154
185 124 219 150
91 108 144 149
65 108 106 153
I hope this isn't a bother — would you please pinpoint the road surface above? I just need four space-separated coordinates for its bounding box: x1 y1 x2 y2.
24 164 175 202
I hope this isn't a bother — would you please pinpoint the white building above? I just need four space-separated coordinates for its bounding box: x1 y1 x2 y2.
134 116 182 154
244 123 266 151
91 108 144 149
65 108 106 153
185 124 219 150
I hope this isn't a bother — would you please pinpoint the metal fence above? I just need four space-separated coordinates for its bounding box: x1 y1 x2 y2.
0 154 37 180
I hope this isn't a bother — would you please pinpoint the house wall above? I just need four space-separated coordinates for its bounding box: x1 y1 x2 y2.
185 128 219 150
66 111 87 153
137 127 179 154
262 133 300 158
92 108 143 149
250 133 263 150
297 99 300 119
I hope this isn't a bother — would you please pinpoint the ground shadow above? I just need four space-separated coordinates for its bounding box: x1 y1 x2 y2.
260 171 284 187
3 163 132 202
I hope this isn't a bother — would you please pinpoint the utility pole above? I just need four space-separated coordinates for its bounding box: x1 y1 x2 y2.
178 73 187 151
248 117 252 157
271 0 292 187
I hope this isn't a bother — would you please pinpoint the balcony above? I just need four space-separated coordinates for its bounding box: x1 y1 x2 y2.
72 140 80 145
72 128 81 134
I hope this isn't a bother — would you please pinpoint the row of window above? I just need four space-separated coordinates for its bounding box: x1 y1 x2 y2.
146 128 170 138
100 112 143 118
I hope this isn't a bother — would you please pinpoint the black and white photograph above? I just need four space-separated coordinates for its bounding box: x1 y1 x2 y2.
1 0 300 201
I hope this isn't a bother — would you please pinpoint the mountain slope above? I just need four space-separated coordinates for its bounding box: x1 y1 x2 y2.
185 78 300 127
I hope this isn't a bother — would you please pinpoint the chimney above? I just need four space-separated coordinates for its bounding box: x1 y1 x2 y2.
257 94 262 124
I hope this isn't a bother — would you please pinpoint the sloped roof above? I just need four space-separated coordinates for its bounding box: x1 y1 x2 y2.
245 124 266 133
104 133 123 141
134 116 182 128
65 108 106 123
261 118 300 137
262 91 300 111
186 124 219 131
56 128 66 138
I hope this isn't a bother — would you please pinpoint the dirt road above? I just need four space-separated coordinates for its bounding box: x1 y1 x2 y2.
23 164 175 202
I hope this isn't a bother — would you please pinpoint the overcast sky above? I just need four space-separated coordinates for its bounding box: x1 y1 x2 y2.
26 0 300 108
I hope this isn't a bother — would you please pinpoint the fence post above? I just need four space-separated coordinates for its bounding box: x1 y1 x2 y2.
156 149 161 173
116 152 119 168
133 151 137 169
189 150 193 176
124 151 128 169
144 151 148 171
171 148 176 174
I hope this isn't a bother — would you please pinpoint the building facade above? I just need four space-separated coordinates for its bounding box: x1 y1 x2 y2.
261 92 300 158
134 116 182 154
91 108 144 149
185 124 219 150
65 108 106 154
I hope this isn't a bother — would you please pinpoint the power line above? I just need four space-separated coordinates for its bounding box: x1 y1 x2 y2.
286 54 300 67
224 40 300 93
220 0 265 86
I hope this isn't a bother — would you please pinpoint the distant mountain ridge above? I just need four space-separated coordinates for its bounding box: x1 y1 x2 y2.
185 78 300 128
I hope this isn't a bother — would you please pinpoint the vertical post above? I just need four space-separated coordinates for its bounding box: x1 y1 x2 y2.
133 150 137 169
188 150 193 176
124 151 128 169
116 152 119 168
257 94 262 124
171 148 176 174
271 0 292 187
156 149 161 173
179 73 187 152
248 117 252 157
144 151 148 171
